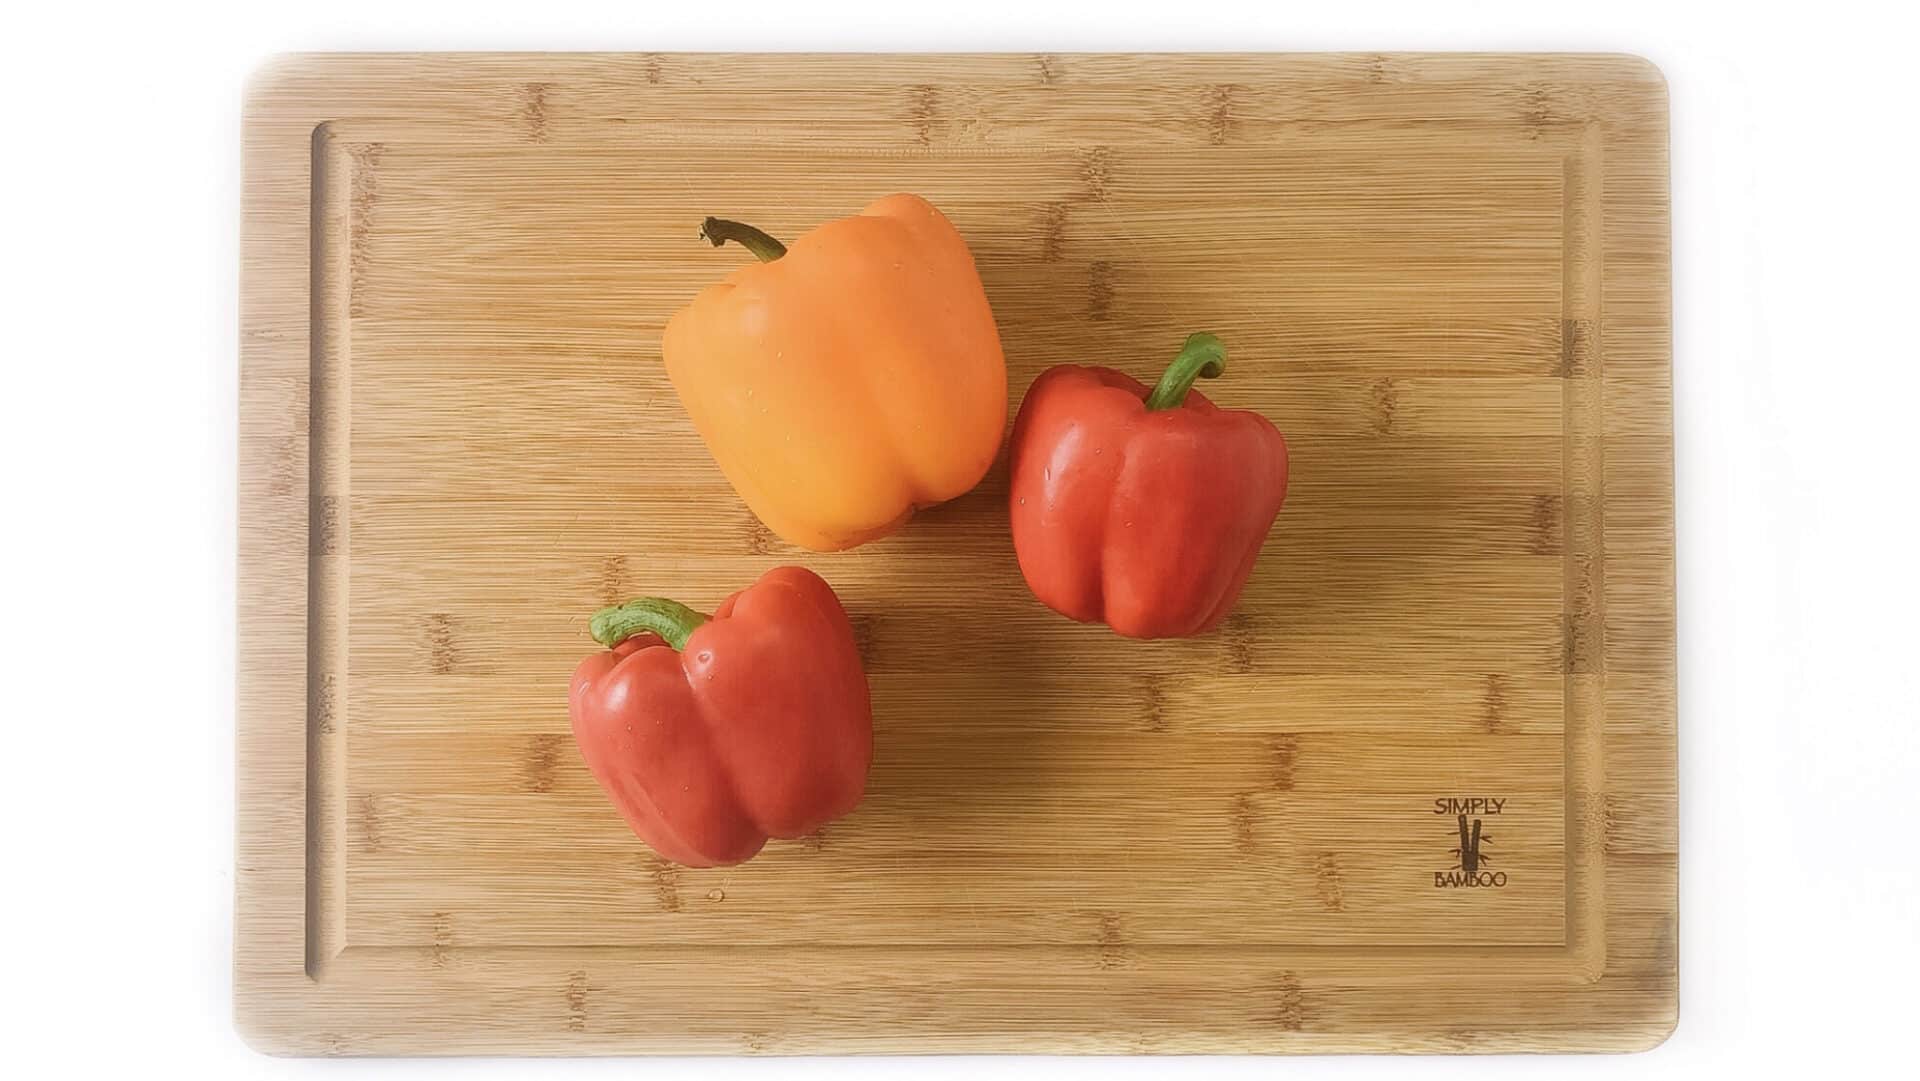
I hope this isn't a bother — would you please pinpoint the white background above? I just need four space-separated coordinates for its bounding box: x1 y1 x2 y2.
3 0 1914 1076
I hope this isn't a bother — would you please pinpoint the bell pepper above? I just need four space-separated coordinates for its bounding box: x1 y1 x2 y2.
1007 333 1290 639
661 194 1008 552
567 566 872 867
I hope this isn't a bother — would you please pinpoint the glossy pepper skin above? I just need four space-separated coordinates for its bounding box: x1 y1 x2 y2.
567 566 872 867
662 194 1008 551
1008 334 1290 639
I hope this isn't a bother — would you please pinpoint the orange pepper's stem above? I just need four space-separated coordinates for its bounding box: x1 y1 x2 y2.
1144 333 1228 411
699 217 788 262
590 597 709 650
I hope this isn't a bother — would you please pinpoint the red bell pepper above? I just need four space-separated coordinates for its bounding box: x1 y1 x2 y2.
567 566 872 867
1008 333 1290 639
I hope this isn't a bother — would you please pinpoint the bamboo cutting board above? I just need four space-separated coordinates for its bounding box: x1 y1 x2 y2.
238 53 1675 1054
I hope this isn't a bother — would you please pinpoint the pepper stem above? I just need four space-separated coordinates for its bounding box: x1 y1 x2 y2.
590 597 710 651
1144 333 1228 411
699 217 787 262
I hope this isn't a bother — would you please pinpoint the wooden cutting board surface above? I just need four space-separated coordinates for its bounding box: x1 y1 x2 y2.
238 52 1674 1054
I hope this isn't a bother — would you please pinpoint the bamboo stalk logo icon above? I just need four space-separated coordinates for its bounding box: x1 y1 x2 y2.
1453 814 1491 874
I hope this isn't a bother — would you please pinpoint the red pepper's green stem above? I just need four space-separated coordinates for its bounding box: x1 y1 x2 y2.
699 217 787 262
590 598 710 651
1144 333 1228 411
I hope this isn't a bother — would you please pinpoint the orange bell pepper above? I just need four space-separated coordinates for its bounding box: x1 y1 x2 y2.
661 194 1008 551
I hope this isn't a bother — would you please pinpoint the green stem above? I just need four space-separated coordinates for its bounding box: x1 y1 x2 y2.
590 597 710 651
1144 333 1228 411
699 216 787 262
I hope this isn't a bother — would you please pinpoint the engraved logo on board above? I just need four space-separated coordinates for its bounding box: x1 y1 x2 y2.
1432 797 1508 888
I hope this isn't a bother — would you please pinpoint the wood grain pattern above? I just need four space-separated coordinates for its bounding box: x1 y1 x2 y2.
238 52 1674 1054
